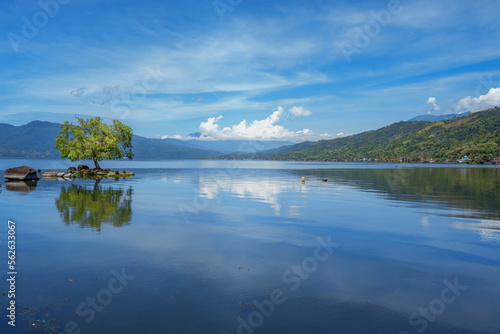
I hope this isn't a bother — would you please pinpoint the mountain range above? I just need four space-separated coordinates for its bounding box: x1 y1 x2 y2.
408 111 472 122
0 121 293 159
0 121 218 159
1 108 498 162
0 121 61 158
254 107 500 162
160 138 294 153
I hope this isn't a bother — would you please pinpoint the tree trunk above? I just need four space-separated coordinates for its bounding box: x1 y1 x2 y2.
93 179 101 195
93 158 101 170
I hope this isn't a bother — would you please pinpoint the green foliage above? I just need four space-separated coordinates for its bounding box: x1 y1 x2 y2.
55 117 133 168
55 183 133 231
267 107 500 162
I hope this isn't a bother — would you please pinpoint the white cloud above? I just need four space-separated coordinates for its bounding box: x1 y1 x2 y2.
426 97 440 114
455 87 500 112
160 134 184 140
288 106 312 117
162 106 334 142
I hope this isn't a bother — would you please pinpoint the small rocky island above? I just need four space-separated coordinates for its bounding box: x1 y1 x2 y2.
3 165 134 183
41 165 135 179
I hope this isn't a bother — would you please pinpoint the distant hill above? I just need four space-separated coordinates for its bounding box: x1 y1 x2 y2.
0 121 61 158
132 136 220 159
0 121 220 159
162 139 296 153
408 111 471 122
260 107 500 162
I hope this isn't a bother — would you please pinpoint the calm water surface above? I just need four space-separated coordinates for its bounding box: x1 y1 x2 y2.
0 159 499 334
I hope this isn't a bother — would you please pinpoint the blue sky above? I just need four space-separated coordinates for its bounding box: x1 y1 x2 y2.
1 0 500 141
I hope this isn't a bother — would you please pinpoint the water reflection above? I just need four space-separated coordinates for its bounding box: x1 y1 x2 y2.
4 180 38 192
294 168 500 218
194 167 500 220
2 164 499 334
197 174 304 214
55 180 133 231
452 218 500 241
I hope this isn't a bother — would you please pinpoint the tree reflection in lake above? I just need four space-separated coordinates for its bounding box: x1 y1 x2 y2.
55 179 133 231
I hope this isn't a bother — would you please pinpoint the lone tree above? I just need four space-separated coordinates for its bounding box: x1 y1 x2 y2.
55 117 133 169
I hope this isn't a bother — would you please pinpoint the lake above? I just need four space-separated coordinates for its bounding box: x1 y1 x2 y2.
0 159 499 334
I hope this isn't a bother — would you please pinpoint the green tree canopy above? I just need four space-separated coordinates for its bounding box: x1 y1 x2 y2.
55 117 133 169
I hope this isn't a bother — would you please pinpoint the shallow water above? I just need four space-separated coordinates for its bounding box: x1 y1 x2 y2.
0 159 499 333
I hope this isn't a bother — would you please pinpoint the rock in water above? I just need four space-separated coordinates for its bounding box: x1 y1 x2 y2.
4 166 39 180
67 167 77 173
78 165 90 171
42 170 58 178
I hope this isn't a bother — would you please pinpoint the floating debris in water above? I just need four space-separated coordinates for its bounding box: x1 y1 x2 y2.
20 306 60 332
